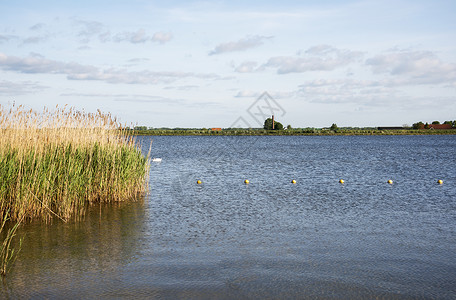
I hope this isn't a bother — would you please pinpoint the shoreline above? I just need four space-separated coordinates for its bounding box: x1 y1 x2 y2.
132 129 456 136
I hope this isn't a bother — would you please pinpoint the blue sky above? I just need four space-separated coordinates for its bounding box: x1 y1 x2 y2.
1 0 455 128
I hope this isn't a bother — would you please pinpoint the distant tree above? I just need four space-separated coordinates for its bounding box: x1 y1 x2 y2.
432 121 440 124
412 121 424 129
330 123 338 131
286 124 292 130
275 122 284 130
424 122 430 129
443 120 456 127
134 126 148 131
263 118 283 130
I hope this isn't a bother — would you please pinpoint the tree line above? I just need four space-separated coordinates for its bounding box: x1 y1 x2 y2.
412 120 456 129
131 118 455 133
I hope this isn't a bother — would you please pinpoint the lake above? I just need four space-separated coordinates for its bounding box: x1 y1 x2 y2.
2 135 456 299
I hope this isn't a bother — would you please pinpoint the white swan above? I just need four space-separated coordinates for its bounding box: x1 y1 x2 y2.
152 158 162 162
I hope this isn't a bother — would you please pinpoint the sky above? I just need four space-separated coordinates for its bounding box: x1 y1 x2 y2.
1 0 455 128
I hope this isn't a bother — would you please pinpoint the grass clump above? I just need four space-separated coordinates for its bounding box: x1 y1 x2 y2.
0 104 150 223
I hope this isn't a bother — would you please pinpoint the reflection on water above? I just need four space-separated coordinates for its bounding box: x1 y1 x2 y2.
2 136 456 299
2 200 147 298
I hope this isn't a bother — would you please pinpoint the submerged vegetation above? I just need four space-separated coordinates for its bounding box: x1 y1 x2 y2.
0 105 150 223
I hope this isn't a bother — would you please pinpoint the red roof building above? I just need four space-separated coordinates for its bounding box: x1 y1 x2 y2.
429 124 453 130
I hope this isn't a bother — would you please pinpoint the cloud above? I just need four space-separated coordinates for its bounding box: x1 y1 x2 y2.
0 52 97 74
113 29 173 44
234 61 264 73
114 29 149 43
124 57 150 67
0 53 226 85
152 32 173 44
265 45 363 74
209 35 272 55
98 31 111 43
127 58 150 63
235 90 294 99
303 44 340 55
67 69 225 84
366 50 456 85
19 18 173 46
235 90 259 98
29 23 46 31
163 85 199 91
0 80 48 96
60 92 184 104
0 34 18 43
296 76 456 112
297 78 403 106
22 35 50 44
73 19 106 43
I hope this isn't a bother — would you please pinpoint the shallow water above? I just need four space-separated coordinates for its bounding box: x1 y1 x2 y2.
2 135 456 299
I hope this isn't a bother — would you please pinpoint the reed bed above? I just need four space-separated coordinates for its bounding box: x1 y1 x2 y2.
0 105 150 223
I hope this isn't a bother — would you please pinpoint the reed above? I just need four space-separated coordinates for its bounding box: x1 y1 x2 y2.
0 211 23 276
0 104 150 222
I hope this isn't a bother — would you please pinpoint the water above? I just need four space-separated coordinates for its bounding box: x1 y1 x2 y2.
2 135 456 299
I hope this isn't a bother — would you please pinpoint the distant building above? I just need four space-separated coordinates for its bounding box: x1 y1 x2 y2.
428 124 453 130
414 123 453 130
377 127 405 130
211 128 222 131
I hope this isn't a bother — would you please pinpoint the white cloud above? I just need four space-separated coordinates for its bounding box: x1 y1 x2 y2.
235 90 294 99
113 29 173 44
265 45 364 74
0 52 97 74
0 53 226 85
6 53 92 75
296 78 399 107
114 29 149 44
209 35 272 55
73 19 106 43
0 34 18 43
234 61 264 73
235 90 259 98
304 44 338 55
152 32 173 44
22 35 50 44
60 92 185 105
163 85 199 91
366 50 456 85
29 23 46 31
98 31 111 43
0 80 48 96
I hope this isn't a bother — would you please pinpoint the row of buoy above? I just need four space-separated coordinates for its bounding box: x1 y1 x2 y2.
196 179 444 185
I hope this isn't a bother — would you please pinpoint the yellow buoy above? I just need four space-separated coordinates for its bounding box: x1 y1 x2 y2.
388 179 393 184
291 179 296 184
196 180 202 184
339 179 344 184
244 179 250 184
438 179 443 185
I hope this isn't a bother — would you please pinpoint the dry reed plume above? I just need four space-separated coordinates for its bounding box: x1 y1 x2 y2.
0 104 150 223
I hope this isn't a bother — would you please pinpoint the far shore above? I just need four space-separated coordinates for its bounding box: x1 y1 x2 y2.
131 128 456 136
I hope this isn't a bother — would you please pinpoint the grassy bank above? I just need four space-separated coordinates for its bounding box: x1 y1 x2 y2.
132 128 456 136
0 105 150 223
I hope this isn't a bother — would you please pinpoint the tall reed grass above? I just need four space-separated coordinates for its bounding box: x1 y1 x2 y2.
0 104 150 223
